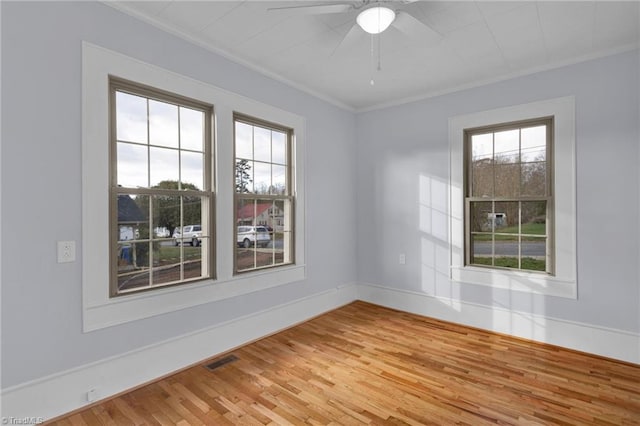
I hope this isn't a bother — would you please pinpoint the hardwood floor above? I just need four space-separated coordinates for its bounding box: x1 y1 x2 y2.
49 301 640 425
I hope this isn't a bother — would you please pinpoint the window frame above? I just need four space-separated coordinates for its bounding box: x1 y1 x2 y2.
109 77 215 297
82 42 306 332
233 113 295 274
463 117 554 275
449 97 576 299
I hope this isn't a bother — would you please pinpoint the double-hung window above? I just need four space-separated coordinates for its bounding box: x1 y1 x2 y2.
449 96 575 298
83 43 306 330
234 114 294 273
465 118 553 274
110 78 214 296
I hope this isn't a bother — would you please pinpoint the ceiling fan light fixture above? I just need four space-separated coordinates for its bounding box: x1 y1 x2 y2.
357 6 395 34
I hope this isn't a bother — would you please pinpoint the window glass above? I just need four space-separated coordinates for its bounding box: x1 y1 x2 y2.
234 116 293 273
111 79 212 296
466 119 551 273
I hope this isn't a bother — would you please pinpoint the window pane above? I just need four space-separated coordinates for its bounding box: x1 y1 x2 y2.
117 194 149 241
152 243 181 285
494 201 518 234
237 247 256 272
471 133 492 161
253 126 271 163
236 159 253 193
494 129 519 163
235 121 253 160
470 234 492 267
521 162 546 196
272 131 287 165
272 165 287 195
470 201 493 233
495 164 520 197
180 107 204 151
521 125 546 162
149 99 179 148
117 143 148 188
494 235 519 269
183 243 204 281
235 199 279 270
150 147 179 187
236 199 257 271
471 159 493 197
116 92 147 144
182 196 202 235
237 198 254 227
274 199 293 264
254 199 274 229
521 201 546 235
117 241 150 292
273 232 287 265
253 162 271 194
522 237 546 272
255 248 274 269
276 199 293 233
181 151 203 190
152 195 181 242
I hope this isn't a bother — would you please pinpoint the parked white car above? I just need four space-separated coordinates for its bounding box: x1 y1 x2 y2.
173 225 202 246
237 226 271 248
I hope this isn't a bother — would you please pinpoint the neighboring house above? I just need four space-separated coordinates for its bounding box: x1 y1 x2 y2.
117 195 147 267
117 194 146 241
237 203 284 230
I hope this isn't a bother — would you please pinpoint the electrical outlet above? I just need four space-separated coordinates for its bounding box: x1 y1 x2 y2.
57 241 76 263
399 253 406 265
87 388 98 402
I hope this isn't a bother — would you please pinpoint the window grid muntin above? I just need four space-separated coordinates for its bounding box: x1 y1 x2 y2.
464 117 553 274
233 113 294 274
110 77 214 296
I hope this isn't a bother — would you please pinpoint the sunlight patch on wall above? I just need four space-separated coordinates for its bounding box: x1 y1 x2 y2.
420 174 460 311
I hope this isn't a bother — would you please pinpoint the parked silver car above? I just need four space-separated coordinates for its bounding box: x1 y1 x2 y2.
237 226 271 248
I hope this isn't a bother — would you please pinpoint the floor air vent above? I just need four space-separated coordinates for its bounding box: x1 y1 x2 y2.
204 354 239 371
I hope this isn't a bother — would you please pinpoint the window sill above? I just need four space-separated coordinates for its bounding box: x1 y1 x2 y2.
451 265 576 299
83 264 306 331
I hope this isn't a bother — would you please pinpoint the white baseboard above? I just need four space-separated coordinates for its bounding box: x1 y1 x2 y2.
357 282 640 365
3 281 637 421
1 283 358 421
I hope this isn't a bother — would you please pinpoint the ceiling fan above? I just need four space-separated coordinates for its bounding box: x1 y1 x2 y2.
268 0 441 53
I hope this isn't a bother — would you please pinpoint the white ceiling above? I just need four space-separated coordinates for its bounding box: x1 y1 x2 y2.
109 1 640 111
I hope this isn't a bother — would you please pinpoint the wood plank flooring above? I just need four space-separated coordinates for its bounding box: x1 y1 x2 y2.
48 301 640 425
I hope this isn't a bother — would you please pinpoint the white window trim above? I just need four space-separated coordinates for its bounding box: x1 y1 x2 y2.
449 97 576 298
82 42 306 331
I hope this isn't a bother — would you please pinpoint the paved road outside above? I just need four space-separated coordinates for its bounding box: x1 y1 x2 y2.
473 241 545 256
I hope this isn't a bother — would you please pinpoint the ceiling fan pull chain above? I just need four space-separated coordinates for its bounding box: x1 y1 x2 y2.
370 33 375 86
377 31 382 71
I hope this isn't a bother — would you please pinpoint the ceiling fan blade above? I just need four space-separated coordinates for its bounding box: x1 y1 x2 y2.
391 11 441 44
331 23 365 56
267 3 353 15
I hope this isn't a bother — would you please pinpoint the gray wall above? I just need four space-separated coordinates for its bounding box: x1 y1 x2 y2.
0 2 357 388
356 49 640 333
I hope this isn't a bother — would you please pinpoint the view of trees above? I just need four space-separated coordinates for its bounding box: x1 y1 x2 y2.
236 159 252 193
132 180 202 235
470 154 547 232
235 160 286 195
